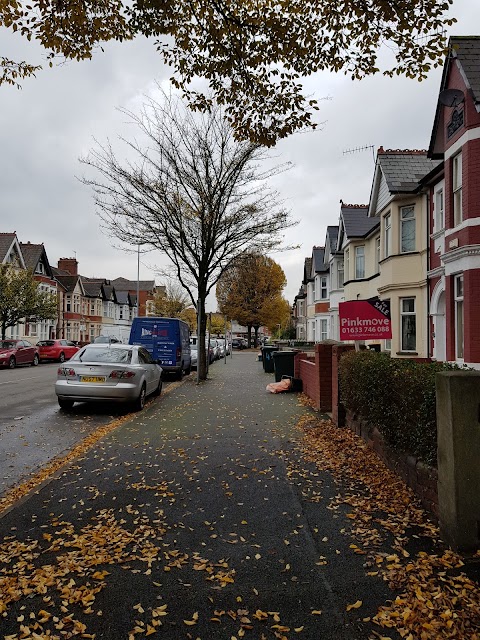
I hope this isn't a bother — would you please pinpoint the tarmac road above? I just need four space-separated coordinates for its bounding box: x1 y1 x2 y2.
0 352 403 640
0 363 167 497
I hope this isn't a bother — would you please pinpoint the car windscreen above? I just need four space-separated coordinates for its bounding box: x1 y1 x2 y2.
37 340 55 346
0 341 16 349
75 347 133 364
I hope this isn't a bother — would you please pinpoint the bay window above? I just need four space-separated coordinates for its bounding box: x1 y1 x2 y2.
400 205 415 253
400 298 416 352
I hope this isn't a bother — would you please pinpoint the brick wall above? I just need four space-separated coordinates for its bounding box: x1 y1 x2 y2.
346 410 438 519
298 358 319 407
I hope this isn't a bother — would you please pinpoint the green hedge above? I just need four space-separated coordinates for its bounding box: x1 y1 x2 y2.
338 351 465 466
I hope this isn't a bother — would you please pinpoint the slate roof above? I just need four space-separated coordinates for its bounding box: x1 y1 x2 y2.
429 36 480 157
55 275 81 293
302 257 312 284
326 226 339 254
312 246 327 274
377 150 441 193
0 233 16 262
82 281 104 297
451 36 480 106
112 277 155 292
341 204 378 238
116 290 131 305
295 284 306 300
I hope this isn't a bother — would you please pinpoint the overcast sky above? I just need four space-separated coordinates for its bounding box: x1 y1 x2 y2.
1 0 479 309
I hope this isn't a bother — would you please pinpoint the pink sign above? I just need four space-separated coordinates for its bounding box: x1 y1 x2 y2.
339 298 392 341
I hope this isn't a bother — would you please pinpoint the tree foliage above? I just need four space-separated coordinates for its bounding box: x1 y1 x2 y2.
151 281 194 327
1 0 455 144
0 264 58 339
217 252 289 345
81 90 294 378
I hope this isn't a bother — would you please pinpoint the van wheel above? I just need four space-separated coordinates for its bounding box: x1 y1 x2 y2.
185 364 191 375
175 369 183 380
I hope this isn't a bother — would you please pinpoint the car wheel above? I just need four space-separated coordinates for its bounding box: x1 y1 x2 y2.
134 383 146 411
185 363 191 375
58 398 74 410
153 378 163 396
59 352 65 363
175 368 183 380
8 356 15 369
32 354 39 366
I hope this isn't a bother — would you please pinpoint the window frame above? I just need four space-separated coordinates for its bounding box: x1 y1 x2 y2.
454 274 464 360
384 213 392 258
400 205 416 253
320 318 328 341
320 276 328 299
337 260 344 289
435 188 444 231
375 236 380 273
400 297 416 352
355 245 365 279
452 152 463 227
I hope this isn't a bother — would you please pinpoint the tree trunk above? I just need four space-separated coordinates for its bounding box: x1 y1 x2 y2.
197 295 208 381
254 326 260 347
247 325 253 348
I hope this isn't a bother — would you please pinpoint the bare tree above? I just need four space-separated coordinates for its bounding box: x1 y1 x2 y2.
81 90 295 380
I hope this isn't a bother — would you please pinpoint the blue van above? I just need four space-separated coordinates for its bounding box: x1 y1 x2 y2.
129 317 191 379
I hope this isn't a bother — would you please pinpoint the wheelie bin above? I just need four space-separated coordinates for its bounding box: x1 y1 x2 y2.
272 350 296 382
262 345 278 373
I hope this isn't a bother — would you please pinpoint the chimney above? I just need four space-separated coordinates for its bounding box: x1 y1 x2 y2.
58 257 78 275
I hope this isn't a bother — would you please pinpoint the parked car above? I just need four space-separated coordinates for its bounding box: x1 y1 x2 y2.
37 339 80 363
55 343 162 411
190 336 214 366
209 338 220 360
129 317 191 379
93 335 122 344
232 338 247 350
0 339 39 368
215 338 226 359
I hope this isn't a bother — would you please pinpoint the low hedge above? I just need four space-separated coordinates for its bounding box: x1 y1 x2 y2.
338 351 464 466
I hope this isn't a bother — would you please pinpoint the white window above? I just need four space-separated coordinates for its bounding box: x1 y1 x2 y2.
345 249 349 282
320 319 328 341
337 260 344 289
400 298 416 352
384 213 392 258
384 339 392 351
454 274 464 359
355 246 365 279
453 153 463 226
375 236 380 273
400 205 415 253
320 276 328 299
435 188 444 231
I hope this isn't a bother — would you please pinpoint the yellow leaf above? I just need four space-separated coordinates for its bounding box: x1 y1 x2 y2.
311 610 322 615
145 625 156 636
346 601 362 611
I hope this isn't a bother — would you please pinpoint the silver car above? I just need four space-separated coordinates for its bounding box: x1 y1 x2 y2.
55 344 162 411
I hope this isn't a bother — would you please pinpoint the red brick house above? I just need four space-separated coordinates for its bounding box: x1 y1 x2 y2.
425 36 480 366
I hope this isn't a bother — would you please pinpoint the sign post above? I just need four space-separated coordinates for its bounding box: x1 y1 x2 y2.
339 298 392 343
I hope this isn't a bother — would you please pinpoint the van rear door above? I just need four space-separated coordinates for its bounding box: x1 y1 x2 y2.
130 319 179 366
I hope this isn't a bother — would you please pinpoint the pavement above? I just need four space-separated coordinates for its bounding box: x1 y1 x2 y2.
0 352 477 640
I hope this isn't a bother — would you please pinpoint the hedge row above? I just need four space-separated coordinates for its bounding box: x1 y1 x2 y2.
338 351 464 466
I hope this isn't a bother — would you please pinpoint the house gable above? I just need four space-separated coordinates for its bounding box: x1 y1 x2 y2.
0 233 26 268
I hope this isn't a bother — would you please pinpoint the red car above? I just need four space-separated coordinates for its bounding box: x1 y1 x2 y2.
0 339 40 368
37 339 80 363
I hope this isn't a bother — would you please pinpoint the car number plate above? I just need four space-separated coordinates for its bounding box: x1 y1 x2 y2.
81 376 106 383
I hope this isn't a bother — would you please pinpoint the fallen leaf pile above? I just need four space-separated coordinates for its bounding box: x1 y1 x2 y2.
296 415 480 640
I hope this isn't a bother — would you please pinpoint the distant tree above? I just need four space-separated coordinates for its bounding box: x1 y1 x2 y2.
152 282 188 318
0 265 58 339
181 307 197 333
82 90 294 380
209 313 230 337
216 253 287 347
1 0 455 144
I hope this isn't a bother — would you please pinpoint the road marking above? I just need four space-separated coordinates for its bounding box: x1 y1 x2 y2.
0 376 43 385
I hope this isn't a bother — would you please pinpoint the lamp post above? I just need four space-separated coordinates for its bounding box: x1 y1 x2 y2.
136 244 140 317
